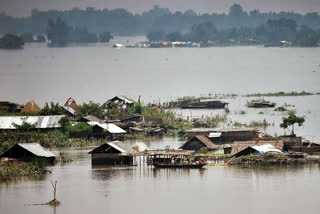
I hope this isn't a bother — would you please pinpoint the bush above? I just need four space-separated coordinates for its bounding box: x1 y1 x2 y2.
199 147 209 154
66 122 92 138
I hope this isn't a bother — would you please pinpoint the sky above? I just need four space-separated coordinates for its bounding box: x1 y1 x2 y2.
1 0 320 17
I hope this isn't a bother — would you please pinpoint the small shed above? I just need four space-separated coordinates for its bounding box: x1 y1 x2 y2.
21 100 40 114
231 140 285 155
88 141 135 165
0 143 56 163
179 135 217 151
233 143 283 157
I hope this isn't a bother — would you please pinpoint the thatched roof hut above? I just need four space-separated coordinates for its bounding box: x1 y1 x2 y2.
21 100 40 114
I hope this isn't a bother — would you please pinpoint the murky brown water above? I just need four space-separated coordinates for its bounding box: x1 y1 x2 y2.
1 139 320 214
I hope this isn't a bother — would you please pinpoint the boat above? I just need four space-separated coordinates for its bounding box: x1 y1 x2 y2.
153 163 207 168
180 99 228 109
249 102 276 108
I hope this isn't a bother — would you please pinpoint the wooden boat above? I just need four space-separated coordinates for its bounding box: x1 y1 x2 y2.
180 100 228 109
153 163 207 168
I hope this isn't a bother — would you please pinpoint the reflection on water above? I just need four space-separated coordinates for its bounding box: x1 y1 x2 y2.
1 147 320 214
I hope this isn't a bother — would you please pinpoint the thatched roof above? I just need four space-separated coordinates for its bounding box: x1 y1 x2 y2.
180 135 218 150
21 100 40 113
64 97 79 111
231 140 284 154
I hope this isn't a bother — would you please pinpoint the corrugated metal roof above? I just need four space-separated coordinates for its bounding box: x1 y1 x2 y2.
18 143 56 157
0 115 64 129
87 121 126 134
63 106 76 115
209 132 222 138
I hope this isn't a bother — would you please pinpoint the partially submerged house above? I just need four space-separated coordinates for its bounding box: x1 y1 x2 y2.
0 115 64 131
0 101 24 113
180 135 218 151
101 96 135 110
0 143 56 163
87 121 126 139
186 127 259 144
230 139 285 155
88 141 135 165
21 100 40 114
232 143 283 157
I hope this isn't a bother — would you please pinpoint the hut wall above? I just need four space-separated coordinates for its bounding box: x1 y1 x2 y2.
91 153 133 165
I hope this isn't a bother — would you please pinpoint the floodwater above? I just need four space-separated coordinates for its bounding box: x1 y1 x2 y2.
0 42 320 105
1 142 320 214
0 41 319 141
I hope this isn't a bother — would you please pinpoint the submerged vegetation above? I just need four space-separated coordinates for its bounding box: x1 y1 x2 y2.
0 160 46 181
246 91 315 97
233 119 272 129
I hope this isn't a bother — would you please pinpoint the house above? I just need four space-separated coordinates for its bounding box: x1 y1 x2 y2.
64 97 79 112
101 96 135 110
0 101 24 113
0 115 64 131
230 140 285 155
0 143 56 163
232 143 283 157
21 100 40 114
63 97 79 118
87 121 126 139
88 141 135 165
186 127 259 144
179 135 217 151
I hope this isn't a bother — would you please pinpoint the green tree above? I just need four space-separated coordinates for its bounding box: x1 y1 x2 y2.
58 116 71 133
280 110 305 136
47 18 71 46
40 102 65 115
66 122 92 138
147 31 166 41
99 32 113 43
0 34 24 49
77 101 105 119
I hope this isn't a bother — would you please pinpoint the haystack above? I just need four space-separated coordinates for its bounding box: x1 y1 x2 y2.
21 100 40 113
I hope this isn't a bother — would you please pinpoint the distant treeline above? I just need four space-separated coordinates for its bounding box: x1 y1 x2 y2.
0 4 320 36
147 19 320 47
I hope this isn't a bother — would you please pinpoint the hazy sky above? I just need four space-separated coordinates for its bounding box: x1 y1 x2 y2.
1 0 320 17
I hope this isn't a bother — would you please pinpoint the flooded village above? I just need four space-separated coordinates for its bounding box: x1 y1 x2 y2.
1 1 320 214
1 94 320 172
